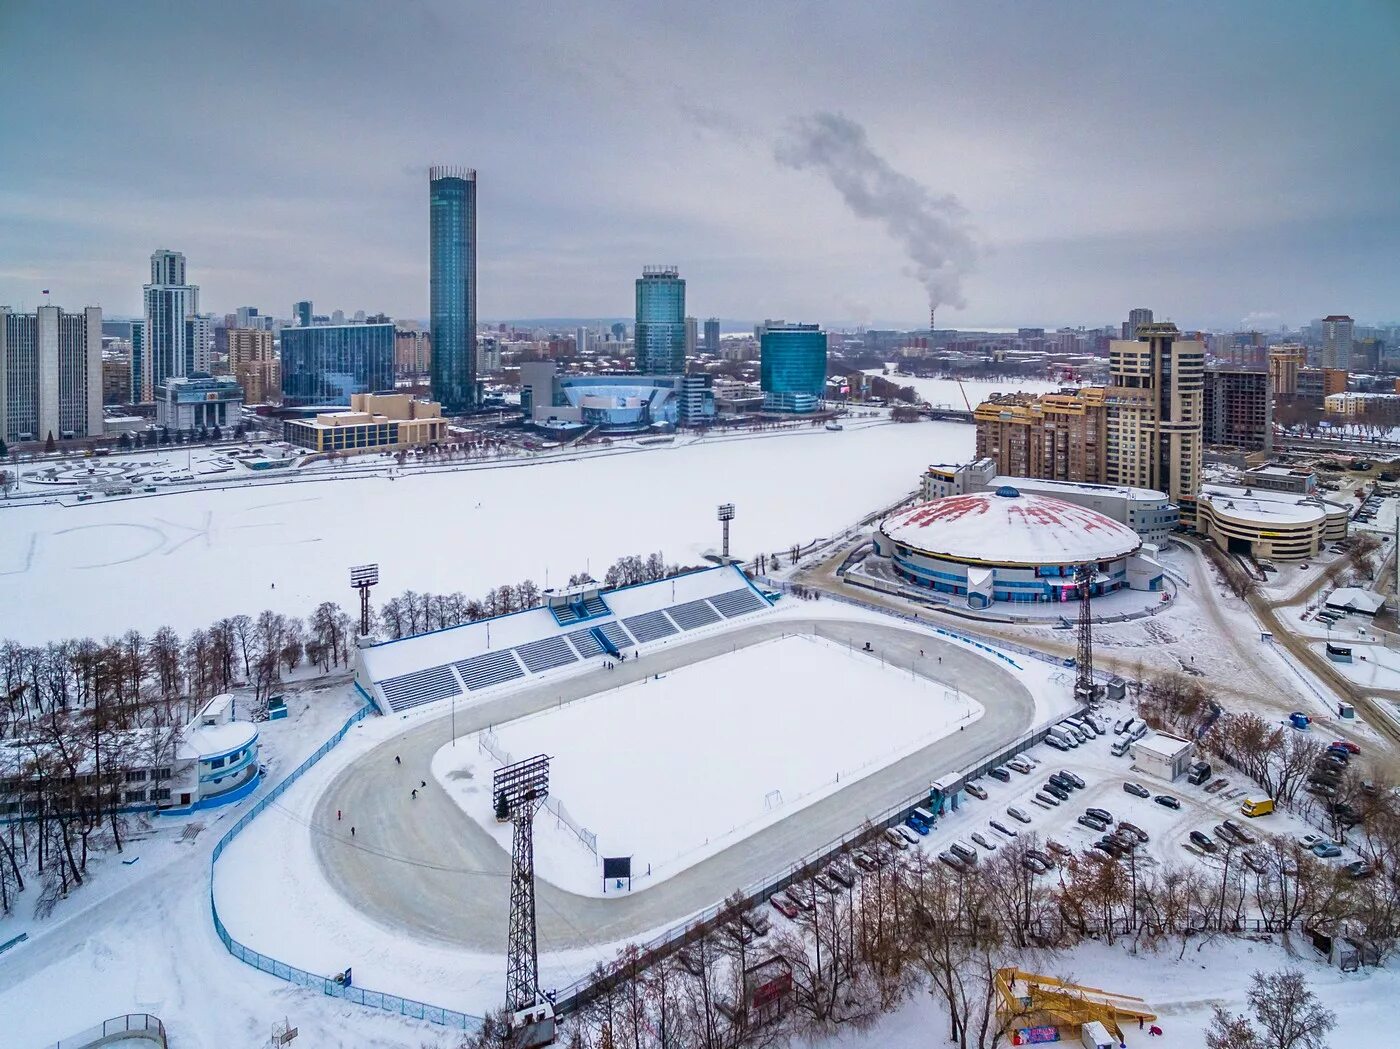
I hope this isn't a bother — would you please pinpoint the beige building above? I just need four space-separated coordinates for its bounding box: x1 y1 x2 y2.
1106 323 1204 526
972 386 1108 483
1325 391 1400 424
1197 483 1347 561
228 328 280 404
395 330 431 379
1268 344 1305 396
283 392 445 454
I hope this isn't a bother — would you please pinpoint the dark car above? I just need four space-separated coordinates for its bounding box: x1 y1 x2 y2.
1059 770 1087 789
1086 807 1114 824
1118 821 1149 843
1046 839 1073 858
1123 781 1151 798
1048 773 1074 792
1155 794 1181 810
1189 830 1218 853
1045 782 1071 801
1344 859 1374 879
938 851 967 872
988 767 1012 783
1078 813 1109 832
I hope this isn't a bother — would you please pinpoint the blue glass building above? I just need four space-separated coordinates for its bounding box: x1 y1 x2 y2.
280 323 395 405
635 266 686 375
429 166 477 413
761 323 827 412
294 300 312 328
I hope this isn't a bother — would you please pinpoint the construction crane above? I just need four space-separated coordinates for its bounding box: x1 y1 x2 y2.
995 968 1156 1042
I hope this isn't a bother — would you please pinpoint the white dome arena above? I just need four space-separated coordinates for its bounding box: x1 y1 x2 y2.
880 487 1142 565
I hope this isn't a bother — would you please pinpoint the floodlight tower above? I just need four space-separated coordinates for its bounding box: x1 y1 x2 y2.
1074 563 1097 706
349 564 379 639
718 503 735 564
493 754 554 1043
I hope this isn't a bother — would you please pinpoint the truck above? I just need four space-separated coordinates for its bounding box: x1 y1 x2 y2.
1241 797 1275 818
1081 1020 1114 1049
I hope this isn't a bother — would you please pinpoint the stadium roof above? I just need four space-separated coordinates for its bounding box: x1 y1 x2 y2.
881 488 1142 565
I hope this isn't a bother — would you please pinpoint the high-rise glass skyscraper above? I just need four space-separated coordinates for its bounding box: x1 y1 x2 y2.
280 323 395 406
142 248 200 401
635 266 686 375
294 300 313 328
429 166 477 413
703 318 720 354
760 323 827 412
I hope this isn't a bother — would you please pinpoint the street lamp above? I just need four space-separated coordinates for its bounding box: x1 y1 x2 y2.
718 503 735 563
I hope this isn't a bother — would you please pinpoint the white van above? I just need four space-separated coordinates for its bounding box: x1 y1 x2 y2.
1068 717 1097 739
1119 717 1140 738
1062 721 1088 743
1047 726 1078 748
1129 721 1150 741
1111 737 1132 757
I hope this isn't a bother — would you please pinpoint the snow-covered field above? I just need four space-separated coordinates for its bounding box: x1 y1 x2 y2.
1310 639 1400 690
436 634 983 895
0 421 972 643
863 367 1072 408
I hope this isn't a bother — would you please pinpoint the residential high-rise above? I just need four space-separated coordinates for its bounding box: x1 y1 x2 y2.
973 387 1108 483
129 319 145 402
0 305 104 443
228 328 280 404
280 323 394 406
235 306 260 329
760 323 827 412
429 165 477 413
635 266 686 374
684 316 698 359
1203 368 1273 451
142 248 201 399
394 329 431 379
1106 322 1205 525
703 318 720 354
1122 307 1153 341
294 301 313 327
1268 344 1305 396
575 326 588 355
1321 315 1354 370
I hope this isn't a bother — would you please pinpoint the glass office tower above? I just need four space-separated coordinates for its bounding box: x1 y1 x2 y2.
280 323 395 405
429 166 477 413
760 323 827 412
635 266 686 375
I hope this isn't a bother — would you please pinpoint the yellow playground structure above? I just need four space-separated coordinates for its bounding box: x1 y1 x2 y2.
995 967 1157 1043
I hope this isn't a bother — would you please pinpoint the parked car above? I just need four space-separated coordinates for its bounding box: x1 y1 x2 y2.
1023 853 1051 874
964 782 989 800
1034 791 1060 807
1046 839 1073 858
1299 832 1326 850
1091 841 1118 858
1007 757 1033 774
938 851 966 872
1118 821 1149 843
1155 794 1181 810
1186 761 1212 786
1215 824 1245 846
1241 849 1267 874
741 912 771 937
990 819 1018 838
1222 819 1255 844
885 827 911 850
828 862 856 888
1189 831 1218 853
1059 770 1086 789
1311 842 1343 859
769 893 799 919
1007 806 1032 824
1045 782 1071 801
1344 859 1375 879
1078 814 1109 832
950 841 979 865
1086 807 1114 824
1044 736 1070 752
988 766 1012 782
1048 773 1074 792
852 851 880 873
972 831 997 851
1332 740 1361 755
1123 781 1151 798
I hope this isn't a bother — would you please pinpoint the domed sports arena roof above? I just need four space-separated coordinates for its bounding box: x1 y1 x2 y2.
880 487 1142 565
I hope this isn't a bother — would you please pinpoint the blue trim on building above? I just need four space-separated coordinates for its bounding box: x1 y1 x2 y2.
159 768 261 816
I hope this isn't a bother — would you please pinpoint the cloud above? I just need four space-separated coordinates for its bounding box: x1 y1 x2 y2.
775 112 977 314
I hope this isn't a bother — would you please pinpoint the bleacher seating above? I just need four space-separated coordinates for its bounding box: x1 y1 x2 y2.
623 610 678 643
594 620 633 653
455 650 526 691
666 598 722 631
514 636 579 674
567 627 604 658
710 587 766 617
378 664 462 713
550 594 612 626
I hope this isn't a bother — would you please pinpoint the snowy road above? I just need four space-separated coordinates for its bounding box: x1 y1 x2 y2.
306 616 1037 954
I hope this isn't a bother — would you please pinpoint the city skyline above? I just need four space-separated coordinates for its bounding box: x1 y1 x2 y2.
2 2 1397 329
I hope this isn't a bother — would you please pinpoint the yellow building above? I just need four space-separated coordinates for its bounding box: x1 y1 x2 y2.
283 393 445 454
972 386 1108 483
1268 344 1305 396
228 328 280 404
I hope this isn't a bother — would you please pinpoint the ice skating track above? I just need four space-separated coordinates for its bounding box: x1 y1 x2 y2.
311 617 1036 953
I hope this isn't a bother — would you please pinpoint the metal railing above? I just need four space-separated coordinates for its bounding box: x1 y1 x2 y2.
209 695 482 1032
42 1013 166 1049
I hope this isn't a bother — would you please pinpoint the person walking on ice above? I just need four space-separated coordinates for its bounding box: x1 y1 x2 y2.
411 788 417 799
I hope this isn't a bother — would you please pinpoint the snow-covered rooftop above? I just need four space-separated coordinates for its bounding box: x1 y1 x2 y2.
1325 587 1385 615
180 720 258 761
988 474 1168 503
1131 731 1194 761
1199 485 1328 525
880 488 1142 565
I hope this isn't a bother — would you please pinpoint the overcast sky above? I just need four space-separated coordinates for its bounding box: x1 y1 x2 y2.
2 1 1397 330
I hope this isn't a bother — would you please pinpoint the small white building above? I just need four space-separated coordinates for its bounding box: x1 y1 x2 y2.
1324 587 1385 618
1130 731 1195 782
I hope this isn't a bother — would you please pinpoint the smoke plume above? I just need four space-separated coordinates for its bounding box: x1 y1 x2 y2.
776 112 976 313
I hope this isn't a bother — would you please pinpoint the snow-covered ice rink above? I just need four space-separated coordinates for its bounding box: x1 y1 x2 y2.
0 421 970 642
438 634 983 893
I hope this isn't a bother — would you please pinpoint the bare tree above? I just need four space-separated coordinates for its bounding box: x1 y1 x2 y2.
1247 968 1336 1049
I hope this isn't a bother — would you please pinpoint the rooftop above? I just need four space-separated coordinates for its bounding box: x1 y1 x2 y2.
880 488 1143 565
987 474 1168 504
1199 485 1330 524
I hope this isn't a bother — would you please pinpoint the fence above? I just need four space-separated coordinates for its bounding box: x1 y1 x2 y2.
42 1013 166 1049
209 694 482 1032
478 730 598 854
